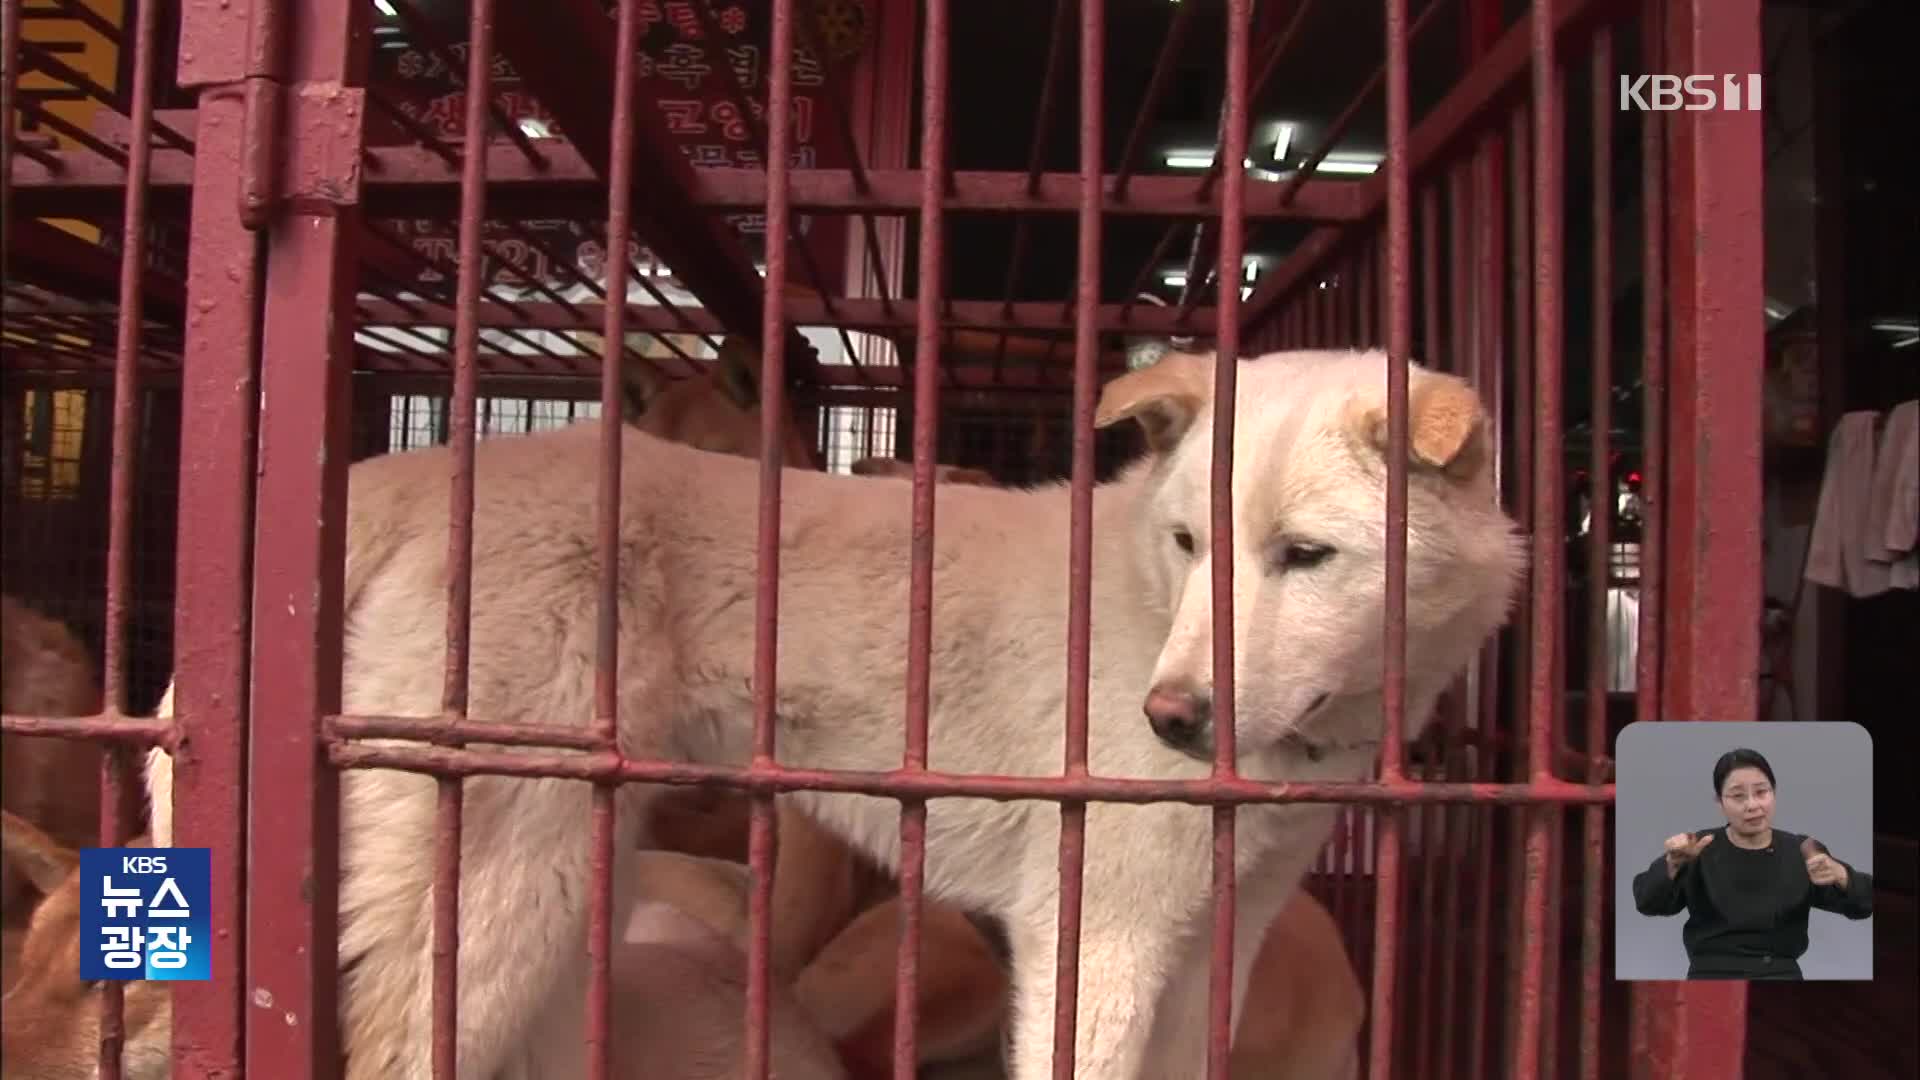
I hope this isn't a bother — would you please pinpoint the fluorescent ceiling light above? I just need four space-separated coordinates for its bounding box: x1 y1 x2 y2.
1312 157 1381 175
1162 272 1188 288
1272 122 1296 161
374 0 398 16
1892 335 1918 350
517 117 551 139
1870 319 1918 334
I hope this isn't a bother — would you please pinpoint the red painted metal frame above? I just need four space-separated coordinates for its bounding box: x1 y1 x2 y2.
165 0 269 1070
1628 0 1763 1074
244 0 367 1073
0 0 1767 1075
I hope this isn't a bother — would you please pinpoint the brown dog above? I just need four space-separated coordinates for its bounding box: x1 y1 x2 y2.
0 595 104 920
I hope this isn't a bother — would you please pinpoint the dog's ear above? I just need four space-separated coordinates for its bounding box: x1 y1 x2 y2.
1093 351 1214 453
713 336 763 410
577 329 662 423
1 810 79 896
1357 368 1490 482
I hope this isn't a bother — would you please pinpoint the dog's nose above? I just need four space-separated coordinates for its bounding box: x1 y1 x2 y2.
1144 684 1212 748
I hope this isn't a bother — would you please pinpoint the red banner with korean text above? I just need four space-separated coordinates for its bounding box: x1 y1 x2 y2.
365 0 864 304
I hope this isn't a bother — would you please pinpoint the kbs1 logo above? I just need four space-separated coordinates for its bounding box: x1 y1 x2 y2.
79 848 212 981
1619 73 1763 112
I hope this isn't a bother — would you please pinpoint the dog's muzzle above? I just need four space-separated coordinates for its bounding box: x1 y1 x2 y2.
1145 687 1338 761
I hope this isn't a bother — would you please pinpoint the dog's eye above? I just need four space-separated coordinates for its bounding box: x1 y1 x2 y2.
1171 528 1196 555
1278 541 1335 570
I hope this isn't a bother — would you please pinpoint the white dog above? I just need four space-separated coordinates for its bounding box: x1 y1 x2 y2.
145 348 1522 1079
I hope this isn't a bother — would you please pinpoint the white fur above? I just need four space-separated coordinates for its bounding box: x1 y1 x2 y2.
145 348 1523 1079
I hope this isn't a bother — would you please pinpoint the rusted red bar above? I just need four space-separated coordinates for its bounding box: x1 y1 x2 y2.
1498 92 1535 1080
88 0 163 1070
1337 251 1357 348
246 0 366 1072
325 739 1617 804
431 1 501 1070
1461 47 1507 1072
1579 23 1616 1080
585 2 645 1075
897 0 948 1072
0 0 20 294
352 293 1225 339
746 0 802 1075
17 150 1370 223
1368 0 1414 1075
1412 180 1444 1080
1206 1 1251 1074
1421 185 1440 365
1050 0 1103 1070
1633 1 1667 736
0 713 175 743
1512 1 1564 1075
166 0 268 1065
1448 162 1472 372
1631 0 1763 1072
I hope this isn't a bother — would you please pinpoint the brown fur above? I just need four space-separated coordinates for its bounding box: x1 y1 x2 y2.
607 335 822 471
1229 889 1367 1079
0 812 170 1079
0 596 104 921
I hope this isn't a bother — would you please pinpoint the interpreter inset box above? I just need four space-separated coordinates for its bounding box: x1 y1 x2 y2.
1613 721 1873 982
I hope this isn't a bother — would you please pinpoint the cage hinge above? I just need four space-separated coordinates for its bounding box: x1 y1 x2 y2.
240 80 365 227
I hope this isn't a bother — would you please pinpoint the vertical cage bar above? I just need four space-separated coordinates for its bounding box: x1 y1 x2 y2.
896 0 946 1073
1463 102 1508 1080
1633 0 1764 1072
587 1 647 1075
1413 156 1444 1066
1448 162 1472 373
751 1 804 1075
247 0 367 1072
94 0 162 1070
0 0 18 294
1052 0 1102 1068
1358 235 1378 347
1500 97 1534 1079
1625 0 1668 1059
1515 3 1565 1077
1580 23 1615 1080
168 6 266 1064
1333 253 1352 347
1206 0 1251 1075
434 1 501 1072
1368 0 1414 1075
1421 185 1440 366
1434 156 1477 1080
1633 0 1668 740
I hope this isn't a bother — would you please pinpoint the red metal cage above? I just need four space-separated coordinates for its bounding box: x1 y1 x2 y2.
2 0 1763 1076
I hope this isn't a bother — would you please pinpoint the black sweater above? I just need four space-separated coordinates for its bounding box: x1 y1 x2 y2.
1631 826 1874 978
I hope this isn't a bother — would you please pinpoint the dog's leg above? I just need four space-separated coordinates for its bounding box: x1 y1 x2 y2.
997 807 1211 1080
335 770 653 1080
